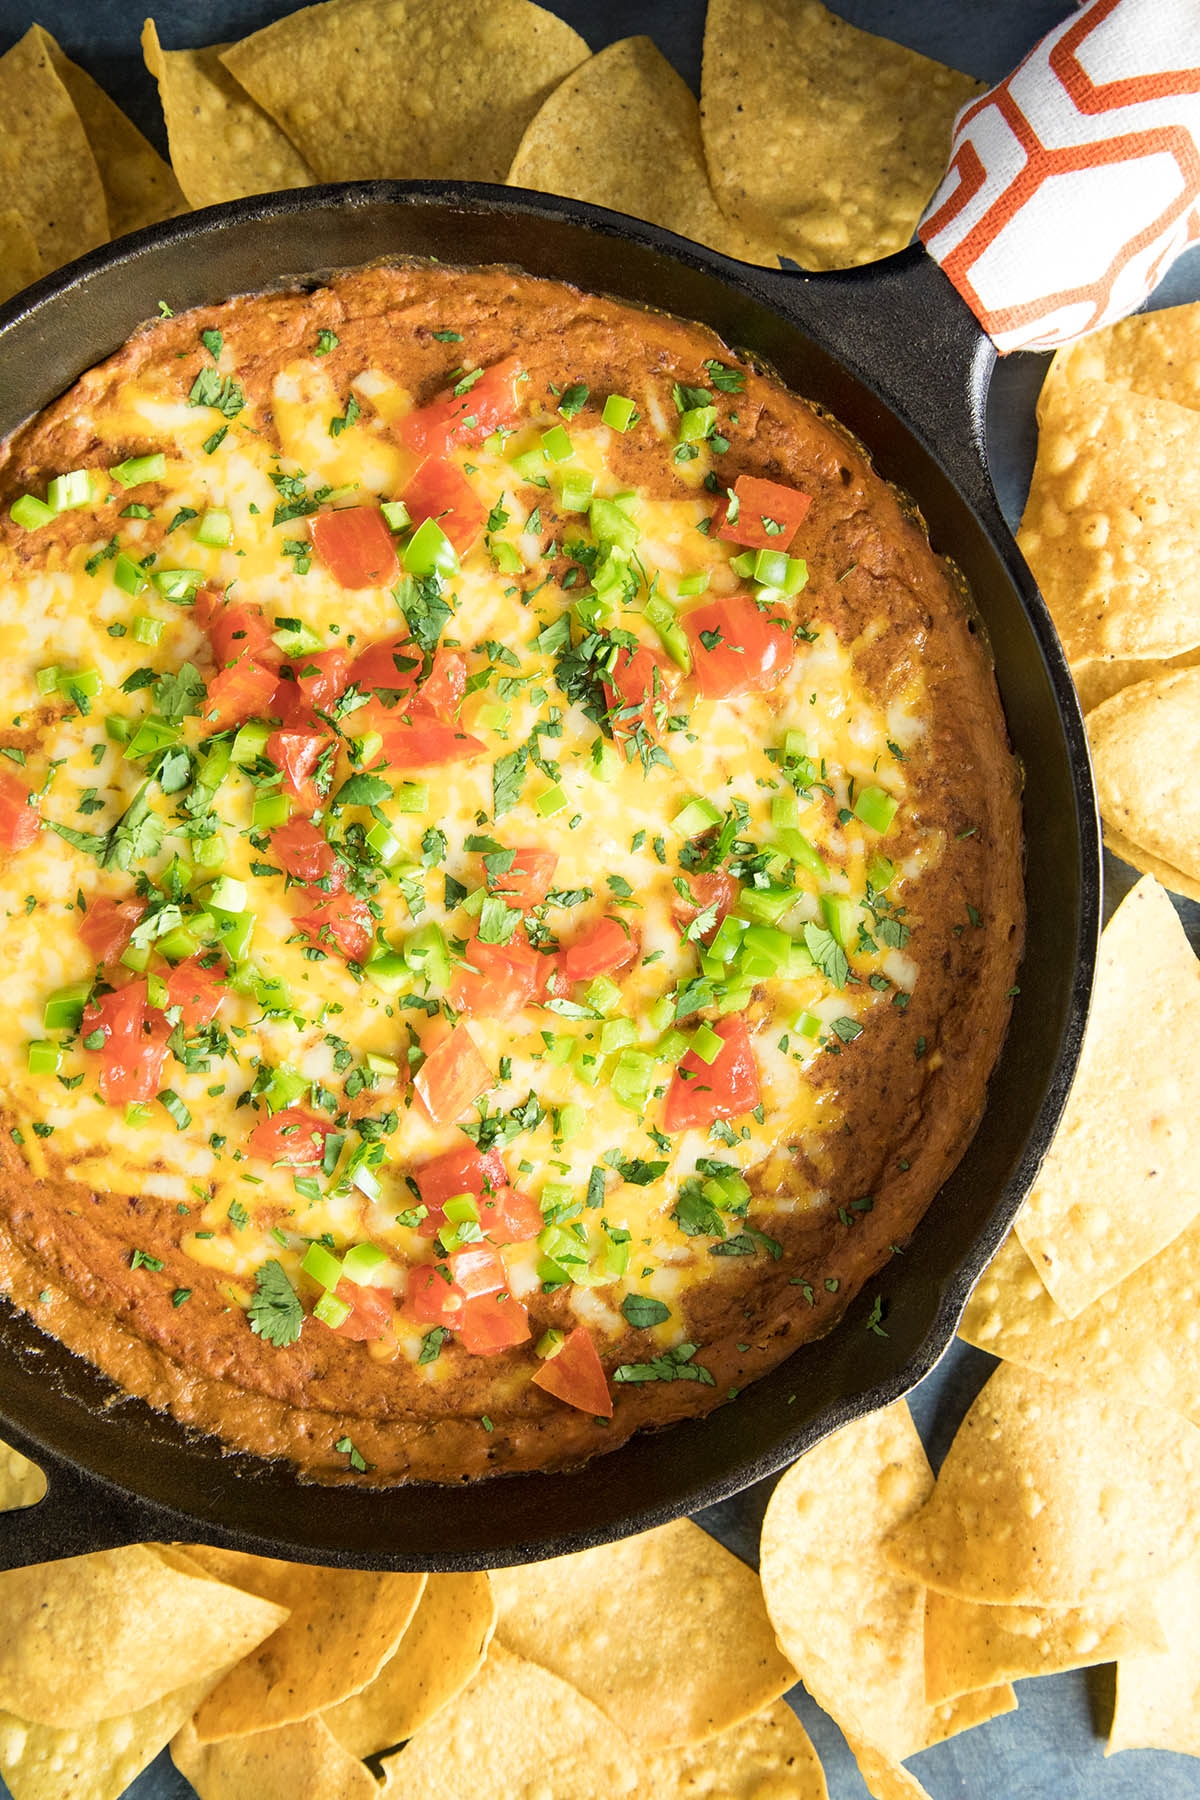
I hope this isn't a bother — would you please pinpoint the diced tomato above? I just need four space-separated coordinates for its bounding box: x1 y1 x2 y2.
326 1278 395 1342
0 771 40 850
415 1143 509 1211
397 355 524 455
672 870 739 943
409 1243 505 1326
362 704 487 771
663 1013 761 1134
602 643 677 744
271 817 343 888
683 594 795 700
246 1106 336 1167
309 506 399 589
418 648 466 722
292 889 373 964
486 847 558 911
82 981 169 1106
449 936 547 1018
457 1290 531 1356
163 957 225 1032
266 726 335 809
532 1325 613 1418
204 659 279 730
712 474 813 550
402 456 486 556
478 1184 543 1244
346 633 422 700
78 896 146 967
272 648 350 726
414 1020 493 1125
196 592 283 671
557 916 639 985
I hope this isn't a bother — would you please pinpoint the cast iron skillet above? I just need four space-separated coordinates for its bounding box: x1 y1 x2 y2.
0 183 1099 1572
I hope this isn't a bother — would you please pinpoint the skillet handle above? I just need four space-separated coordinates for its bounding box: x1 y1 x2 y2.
0 1422 176 1570
751 243 1001 530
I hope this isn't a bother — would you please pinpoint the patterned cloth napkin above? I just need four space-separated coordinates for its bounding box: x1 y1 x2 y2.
919 0 1200 353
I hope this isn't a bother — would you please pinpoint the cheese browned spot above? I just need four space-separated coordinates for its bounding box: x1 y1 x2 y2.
0 265 1022 1484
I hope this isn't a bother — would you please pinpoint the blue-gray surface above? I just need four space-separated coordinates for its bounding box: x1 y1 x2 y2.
1 2 1198 1796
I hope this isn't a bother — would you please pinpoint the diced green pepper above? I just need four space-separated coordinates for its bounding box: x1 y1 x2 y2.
302 1241 344 1289
644 594 692 674
589 496 639 552
556 469 594 513
231 719 271 766
737 883 795 926
26 1039 61 1075
611 1047 655 1112
381 499 411 531
43 982 91 1031
47 469 102 512
584 974 621 1016
678 405 716 443
114 554 149 597
404 517 458 577
313 1290 351 1329
602 394 637 432
364 947 409 994
10 494 56 531
821 891 858 950
677 570 710 598
534 783 567 817
252 791 290 830
540 424 573 463
672 795 722 837
195 508 233 547
599 1017 637 1054
854 784 899 835
690 1021 724 1064
109 453 166 489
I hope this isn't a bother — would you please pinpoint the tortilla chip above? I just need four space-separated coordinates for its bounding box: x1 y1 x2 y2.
508 37 782 267
0 1544 286 1729
491 1518 795 1749
1108 1562 1200 1757
884 1362 1200 1606
0 28 107 272
925 1583 1166 1707
1100 824 1200 903
1072 646 1200 715
142 20 315 209
843 1735 932 1800
0 1437 45 1511
1088 669 1200 885
1042 300 1200 416
0 1670 225 1800
760 1400 1010 1760
700 0 982 271
961 1224 1200 1424
29 25 183 237
173 1714 377 1799
638 1700 828 1799
222 0 588 184
1017 377 1200 663
379 1642 637 1797
1014 876 1200 1316
184 1547 424 1740
322 1571 495 1758
0 210 42 306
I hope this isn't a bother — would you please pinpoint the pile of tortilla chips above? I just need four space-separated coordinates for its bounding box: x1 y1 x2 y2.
759 876 1200 1788
1018 299 1200 896
0 1514 821 1799
0 0 979 315
0 24 183 303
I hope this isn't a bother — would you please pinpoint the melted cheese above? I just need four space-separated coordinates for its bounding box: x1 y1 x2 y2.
0 325 933 1374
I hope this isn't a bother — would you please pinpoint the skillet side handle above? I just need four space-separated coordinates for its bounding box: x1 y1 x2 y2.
0 1426 175 1570
754 244 1000 526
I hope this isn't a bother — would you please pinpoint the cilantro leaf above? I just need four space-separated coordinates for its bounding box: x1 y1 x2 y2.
187 368 245 418
702 358 746 394
492 745 527 819
247 1259 303 1348
621 1293 671 1329
331 773 392 811
477 895 519 945
613 1343 715 1385
154 661 206 723
804 921 849 989
558 382 589 419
